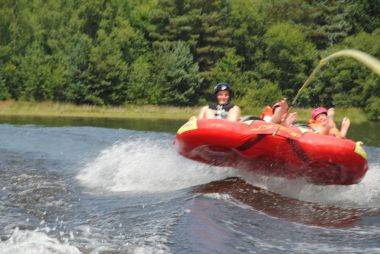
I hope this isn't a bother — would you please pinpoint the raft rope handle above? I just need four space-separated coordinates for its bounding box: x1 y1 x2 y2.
273 49 380 136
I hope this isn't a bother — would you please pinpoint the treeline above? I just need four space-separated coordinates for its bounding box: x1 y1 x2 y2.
0 0 379 119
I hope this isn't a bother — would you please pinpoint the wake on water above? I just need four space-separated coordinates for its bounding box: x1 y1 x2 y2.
2 139 377 254
76 138 236 193
76 137 380 208
0 228 80 254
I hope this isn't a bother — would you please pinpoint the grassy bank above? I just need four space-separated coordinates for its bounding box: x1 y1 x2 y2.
0 100 368 123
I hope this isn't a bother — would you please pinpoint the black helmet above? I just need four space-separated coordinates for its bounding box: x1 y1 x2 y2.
214 83 232 95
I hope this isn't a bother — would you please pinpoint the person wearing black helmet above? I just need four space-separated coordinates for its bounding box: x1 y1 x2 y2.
197 83 241 121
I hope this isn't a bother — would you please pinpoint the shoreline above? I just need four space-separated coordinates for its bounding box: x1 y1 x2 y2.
0 100 198 120
0 100 369 123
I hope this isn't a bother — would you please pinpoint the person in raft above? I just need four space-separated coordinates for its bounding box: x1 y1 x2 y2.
197 83 241 121
309 107 350 138
260 99 297 127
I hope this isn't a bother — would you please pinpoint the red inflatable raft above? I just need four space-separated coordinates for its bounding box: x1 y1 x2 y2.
174 119 368 185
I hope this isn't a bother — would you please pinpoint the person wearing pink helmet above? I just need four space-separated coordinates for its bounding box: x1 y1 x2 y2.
260 99 297 127
309 107 350 138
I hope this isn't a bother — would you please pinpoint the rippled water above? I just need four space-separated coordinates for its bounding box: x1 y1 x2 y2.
0 120 379 253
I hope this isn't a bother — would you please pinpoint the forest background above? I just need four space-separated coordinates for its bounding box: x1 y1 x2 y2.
0 0 379 120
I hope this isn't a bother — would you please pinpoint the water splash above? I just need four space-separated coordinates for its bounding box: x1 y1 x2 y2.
76 138 236 193
0 228 80 254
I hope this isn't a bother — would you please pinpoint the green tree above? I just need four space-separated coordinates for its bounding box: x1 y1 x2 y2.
0 72 10 99
0 0 35 99
211 50 246 99
229 0 266 71
57 33 93 104
83 3 147 105
346 0 380 34
260 22 317 100
149 0 199 49
150 41 203 105
77 0 106 39
0 0 379 114
126 54 153 104
17 43 53 101
149 0 233 90
239 80 282 109
366 97 380 121
258 0 359 49
121 0 156 38
192 0 233 83
308 29 380 114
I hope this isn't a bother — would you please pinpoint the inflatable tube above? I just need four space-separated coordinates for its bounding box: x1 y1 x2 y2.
174 119 368 185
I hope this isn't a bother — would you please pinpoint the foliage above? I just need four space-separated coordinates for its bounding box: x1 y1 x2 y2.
149 41 202 105
210 50 246 99
148 0 232 89
126 55 153 104
239 80 282 109
0 0 379 120
0 75 10 100
365 97 380 121
260 22 318 99
228 0 266 71
307 29 380 111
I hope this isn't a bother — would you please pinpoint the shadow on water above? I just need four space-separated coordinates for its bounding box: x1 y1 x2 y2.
195 177 378 228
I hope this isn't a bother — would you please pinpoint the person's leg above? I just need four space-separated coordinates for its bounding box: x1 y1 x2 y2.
271 106 286 124
204 108 216 119
198 106 212 119
198 106 216 119
284 112 297 127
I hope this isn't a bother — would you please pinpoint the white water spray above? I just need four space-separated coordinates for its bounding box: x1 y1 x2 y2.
76 138 236 192
0 228 80 254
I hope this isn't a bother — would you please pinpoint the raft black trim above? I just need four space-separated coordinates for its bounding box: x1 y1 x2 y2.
286 139 309 162
236 134 266 151
236 134 310 163
240 115 263 122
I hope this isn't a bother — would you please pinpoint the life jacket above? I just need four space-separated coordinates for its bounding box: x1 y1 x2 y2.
260 106 273 122
308 119 343 138
208 102 234 119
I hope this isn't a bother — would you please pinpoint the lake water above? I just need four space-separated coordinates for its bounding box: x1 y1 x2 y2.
0 116 379 253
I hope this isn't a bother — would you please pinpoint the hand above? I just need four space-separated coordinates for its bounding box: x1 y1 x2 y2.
341 117 350 129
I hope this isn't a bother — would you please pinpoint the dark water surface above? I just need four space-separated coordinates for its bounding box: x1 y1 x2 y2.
0 115 185 134
0 115 379 146
0 116 379 253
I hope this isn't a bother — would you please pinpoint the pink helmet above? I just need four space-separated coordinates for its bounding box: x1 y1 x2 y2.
311 107 328 120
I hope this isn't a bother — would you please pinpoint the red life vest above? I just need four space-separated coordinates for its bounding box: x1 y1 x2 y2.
260 106 273 121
